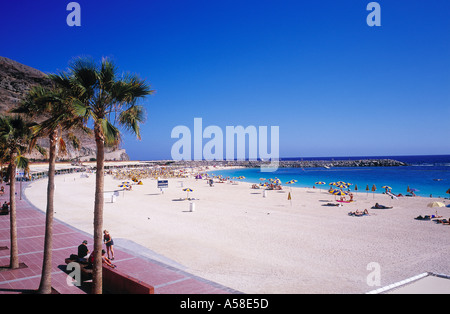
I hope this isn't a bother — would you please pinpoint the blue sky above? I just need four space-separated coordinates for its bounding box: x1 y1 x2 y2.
1 0 449 160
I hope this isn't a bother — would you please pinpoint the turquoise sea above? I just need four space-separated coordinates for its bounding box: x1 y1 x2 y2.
209 155 450 198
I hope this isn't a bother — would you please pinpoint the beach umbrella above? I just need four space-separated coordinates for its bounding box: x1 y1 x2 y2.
328 188 336 198
427 201 446 216
446 188 450 195
382 186 392 195
407 186 411 193
371 184 377 199
285 180 297 192
354 184 358 191
315 181 326 193
427 201 445 208
333 189 348 201
183 188 193 199
118 184 131 197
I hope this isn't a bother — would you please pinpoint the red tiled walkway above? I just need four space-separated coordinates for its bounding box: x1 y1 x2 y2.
0 182 240 294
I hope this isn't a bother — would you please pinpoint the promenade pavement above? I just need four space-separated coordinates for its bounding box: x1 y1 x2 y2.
0 182 239 294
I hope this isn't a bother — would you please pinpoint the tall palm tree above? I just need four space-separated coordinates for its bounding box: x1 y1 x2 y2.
52 57 153 293
0 115 33 269
14 85 86 294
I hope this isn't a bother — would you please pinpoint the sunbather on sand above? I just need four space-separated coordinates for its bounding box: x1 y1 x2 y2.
348 209 369 216
372 203 392 209
435 218 449 224
415 215 431 220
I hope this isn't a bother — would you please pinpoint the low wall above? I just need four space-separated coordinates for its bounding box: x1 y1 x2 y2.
102 265 154 294
65 258 154 294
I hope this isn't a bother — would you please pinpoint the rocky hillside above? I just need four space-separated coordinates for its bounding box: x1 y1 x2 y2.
0 56 129 161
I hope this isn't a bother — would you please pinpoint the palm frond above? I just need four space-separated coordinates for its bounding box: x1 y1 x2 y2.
69 97 88 117
118 105 146 140
58 136 67 156
113 73 154 104
15 154 29 172
67 132 81 150
35 144 48 158
99 119 121 146
99 58 117 91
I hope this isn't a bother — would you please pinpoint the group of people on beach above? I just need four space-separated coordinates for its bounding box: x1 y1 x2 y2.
251 183 283 190
414 214 450 224
111 166 191 182
76 230 116 269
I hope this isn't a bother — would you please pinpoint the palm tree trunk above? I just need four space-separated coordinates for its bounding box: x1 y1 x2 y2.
9 153 19 269
38 131 57 294
92 126 105 294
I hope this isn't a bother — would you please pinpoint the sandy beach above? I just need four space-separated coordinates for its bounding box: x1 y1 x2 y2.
23 167 450 294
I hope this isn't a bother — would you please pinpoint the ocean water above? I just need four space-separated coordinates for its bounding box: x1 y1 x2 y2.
209 155 450 198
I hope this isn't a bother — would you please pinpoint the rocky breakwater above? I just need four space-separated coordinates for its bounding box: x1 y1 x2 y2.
274 159 408 168
168 159 408 169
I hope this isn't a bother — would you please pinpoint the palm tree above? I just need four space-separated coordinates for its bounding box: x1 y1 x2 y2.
14 85 86 293
0 115 33 269
52 57 153 293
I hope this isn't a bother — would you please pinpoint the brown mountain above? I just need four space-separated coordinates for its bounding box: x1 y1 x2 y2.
0 56 129 161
